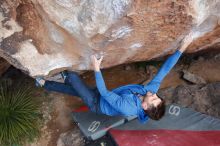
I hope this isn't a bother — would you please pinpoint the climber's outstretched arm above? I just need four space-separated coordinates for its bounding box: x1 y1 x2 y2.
144 32 195 93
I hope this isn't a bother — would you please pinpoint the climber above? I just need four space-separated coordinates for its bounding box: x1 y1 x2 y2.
36 32 195 123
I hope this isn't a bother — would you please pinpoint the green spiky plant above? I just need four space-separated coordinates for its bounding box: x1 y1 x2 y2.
0 79 40 146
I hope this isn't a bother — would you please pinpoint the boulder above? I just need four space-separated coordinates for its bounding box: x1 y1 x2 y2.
182 70 207 84
1 0 220 77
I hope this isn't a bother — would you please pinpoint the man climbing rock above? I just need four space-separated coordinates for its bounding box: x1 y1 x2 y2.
36 32 195 123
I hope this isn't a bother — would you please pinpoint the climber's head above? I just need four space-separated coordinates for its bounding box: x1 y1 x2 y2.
141 92 165 120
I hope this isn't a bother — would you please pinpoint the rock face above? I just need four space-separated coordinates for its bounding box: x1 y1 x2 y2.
159 82 220 118
1 0 220 77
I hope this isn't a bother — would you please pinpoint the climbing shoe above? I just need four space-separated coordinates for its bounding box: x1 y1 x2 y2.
61 71 68 81
35 77 45 87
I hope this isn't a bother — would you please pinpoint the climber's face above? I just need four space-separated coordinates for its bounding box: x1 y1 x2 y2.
141 92 162 110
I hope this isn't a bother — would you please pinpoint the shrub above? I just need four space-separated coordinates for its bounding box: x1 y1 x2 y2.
0 79 40 146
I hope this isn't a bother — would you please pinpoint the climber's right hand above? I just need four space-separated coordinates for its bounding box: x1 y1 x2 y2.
179 31 195 53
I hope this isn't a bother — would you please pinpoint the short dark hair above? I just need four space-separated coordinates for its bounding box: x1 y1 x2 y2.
144 97 165 120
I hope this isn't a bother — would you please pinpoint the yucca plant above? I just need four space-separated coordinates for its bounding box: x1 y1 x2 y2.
0 79 40 146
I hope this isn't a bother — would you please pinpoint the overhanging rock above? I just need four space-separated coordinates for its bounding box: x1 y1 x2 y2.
1 0 220 76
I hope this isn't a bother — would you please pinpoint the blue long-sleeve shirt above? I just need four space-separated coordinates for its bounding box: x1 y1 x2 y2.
95 50 182 123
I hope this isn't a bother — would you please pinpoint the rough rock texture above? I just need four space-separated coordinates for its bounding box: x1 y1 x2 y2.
0 58 10 76
57 129 84 146
182 70 207 84
1 0 220 77
159 82 220 118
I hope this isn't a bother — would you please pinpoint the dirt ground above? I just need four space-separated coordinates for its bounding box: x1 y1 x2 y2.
6 51 218 146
